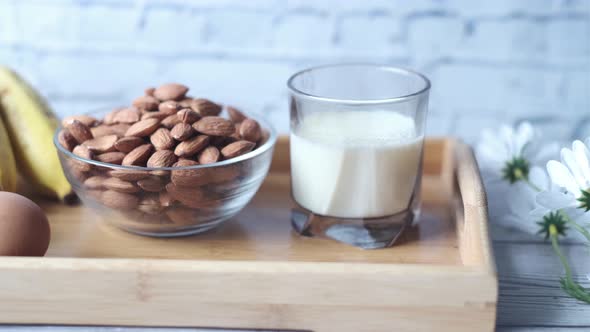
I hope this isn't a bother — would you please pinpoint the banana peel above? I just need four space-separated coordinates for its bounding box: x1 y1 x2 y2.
0 114 17 192
0 66 73 201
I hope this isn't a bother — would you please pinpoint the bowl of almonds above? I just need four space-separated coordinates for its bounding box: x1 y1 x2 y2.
54 83 276 237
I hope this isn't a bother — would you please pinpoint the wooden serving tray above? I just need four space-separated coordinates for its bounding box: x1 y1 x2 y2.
0 137 497 332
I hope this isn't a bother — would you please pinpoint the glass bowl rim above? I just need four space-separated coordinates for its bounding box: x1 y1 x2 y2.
286 63 431 105
53 107 278 171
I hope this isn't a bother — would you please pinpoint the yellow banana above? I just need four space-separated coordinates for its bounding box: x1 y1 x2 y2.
0 66 72 201
0 113 17 192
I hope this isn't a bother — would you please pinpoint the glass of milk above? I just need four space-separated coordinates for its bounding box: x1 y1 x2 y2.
287 64 430 249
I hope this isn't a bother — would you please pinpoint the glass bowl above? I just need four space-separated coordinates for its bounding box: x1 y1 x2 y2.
54 109 277 237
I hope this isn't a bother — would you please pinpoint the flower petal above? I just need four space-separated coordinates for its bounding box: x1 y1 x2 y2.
572 140 590 188
529 166 549 191
547 160 580 195
480 130 508 154
561 147 586 193
530 142 559 166
530 207 549 219
476 143 506 170
536 190 574 209
514 122 534 156
567 207 590 223
506 182 535 212
499 125 517 157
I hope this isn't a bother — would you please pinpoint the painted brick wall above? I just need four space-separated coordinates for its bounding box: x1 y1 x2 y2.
1 0 589 142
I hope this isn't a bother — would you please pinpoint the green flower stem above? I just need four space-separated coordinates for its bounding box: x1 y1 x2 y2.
523 177 542 192
550 225 590 304
505 162 541 192
550 225 573 281
560 210 590 243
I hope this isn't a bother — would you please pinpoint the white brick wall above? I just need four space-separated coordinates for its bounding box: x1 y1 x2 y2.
0 0 589 141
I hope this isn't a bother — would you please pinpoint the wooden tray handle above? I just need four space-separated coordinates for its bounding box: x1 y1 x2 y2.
455 141 488 208
454 141 495 271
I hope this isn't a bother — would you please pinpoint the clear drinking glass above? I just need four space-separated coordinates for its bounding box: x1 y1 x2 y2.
287 64 430 249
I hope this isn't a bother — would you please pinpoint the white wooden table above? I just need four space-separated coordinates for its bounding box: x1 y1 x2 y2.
0 222 587 331
492 223 589 331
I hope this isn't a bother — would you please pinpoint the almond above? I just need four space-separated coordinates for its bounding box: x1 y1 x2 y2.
72 145 93 160
227 106 246 123
125 118 161 137
141 111 168 121
90 125 116 137
66 120 93 144
159 191 175 207
230 123 241 141
68 164 90 182
138 195 164 215
177 108 200 124
96 152 126 165
103 177 140 193
170 122 195 141
137 177 167 192
193 116 234 137
92 124 130 137
154 83 189 101
83 176 107 190
112 107 141 124
161 114 182 129
101 190 138 210
72 146 92 161
259 128 270 145
174 135 210 158
104 107 123 125
178 97 193 108
170 159 207 186
198 146 220 164
114 137 145 153
113 124 132 137
132 95 160 111
147 150 178 168
239 118 262 142
86 189 103 200
165 183 206 209
210 135 236 148
82 135 118 153
208 165 239 184
145 87 155 96
221 140 255 159
122 144 153 166
61 115 98 128
58 129 77 151
113 124 132 136
166 208 201 226
190 98 222 117
109 169 150 181
150 128 175 151
71 145 94 172
158 100 181 115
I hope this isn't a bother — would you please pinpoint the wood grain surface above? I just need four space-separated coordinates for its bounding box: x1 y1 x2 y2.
40 173 461 265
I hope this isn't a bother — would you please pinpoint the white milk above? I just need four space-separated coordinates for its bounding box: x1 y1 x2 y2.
290 111 422 219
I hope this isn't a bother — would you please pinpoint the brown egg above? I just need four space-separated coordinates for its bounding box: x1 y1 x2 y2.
0 192 50 256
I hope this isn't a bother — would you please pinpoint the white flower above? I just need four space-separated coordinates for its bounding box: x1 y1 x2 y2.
496 166 548 234
511 166 587 240
538 138 590 217
476 122 557 181
475 122 560 236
